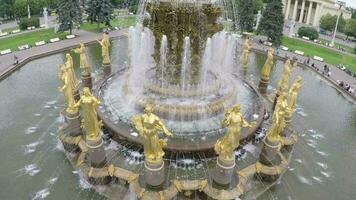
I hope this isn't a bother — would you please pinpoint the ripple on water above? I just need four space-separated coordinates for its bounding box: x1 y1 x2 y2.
25 127 38 135
312 176 323 183
48 177 58 185
316 151 329 157
32 188 50 200
18 164 40 177
297 175 313 185
320 171 332 178
316 162 328 170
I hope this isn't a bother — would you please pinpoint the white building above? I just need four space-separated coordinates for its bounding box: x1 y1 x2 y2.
282 0 352 27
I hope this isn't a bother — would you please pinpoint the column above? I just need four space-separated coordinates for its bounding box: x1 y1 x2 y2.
313 3 320 26
299 0 306 23
306 1 313 25
292 0 299 21
285 0 292 20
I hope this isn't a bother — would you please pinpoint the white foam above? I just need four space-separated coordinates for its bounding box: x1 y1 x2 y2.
32 188 50 200
316 162 328 170
48 177 58 185
297 175 313 185
46 100 57 105
131 132 138 137
294 159 303 164
243 143 256 154
24 148 36 154
78 172 92 189
316 151 329 156
297 111 308 117
105 140 120 151
26 127 38 134
19 164 41 176
55 140 64 152
34 113 41 117
26 141 43 148
44 105 51 109
312 176 323 183
306 142 317 148
308 129 316 134
320 171 331 178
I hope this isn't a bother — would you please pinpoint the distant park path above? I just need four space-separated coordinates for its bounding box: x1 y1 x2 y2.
0 29 127 80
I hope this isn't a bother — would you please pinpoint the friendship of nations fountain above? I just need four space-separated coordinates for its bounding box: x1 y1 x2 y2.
57 1 301 199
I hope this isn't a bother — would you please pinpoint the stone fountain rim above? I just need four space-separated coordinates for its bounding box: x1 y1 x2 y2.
95 68 265 153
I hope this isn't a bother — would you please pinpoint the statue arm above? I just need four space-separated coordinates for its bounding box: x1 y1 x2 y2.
155 117 172 137
74 98 82 108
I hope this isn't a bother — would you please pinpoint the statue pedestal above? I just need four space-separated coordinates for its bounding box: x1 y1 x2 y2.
63 111 81 137
62 111 81 152
144 160 165 188
258 138 281 182
212 157 236 186
258 78 269 95
86 137 106 168
81 73 93 89
102 62 111 77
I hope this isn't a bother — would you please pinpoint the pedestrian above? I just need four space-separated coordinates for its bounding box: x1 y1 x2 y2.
14 55 19 65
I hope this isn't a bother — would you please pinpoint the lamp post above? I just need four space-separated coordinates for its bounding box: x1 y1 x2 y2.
27 0 31 19
331 0 346 47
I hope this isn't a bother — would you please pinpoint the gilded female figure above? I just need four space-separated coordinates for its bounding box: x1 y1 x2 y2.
73 42 91 75
214 104 254 161
286 76 302 118
261 48 274 81
97 33 111 64
58 65 77 115
131 105 172 163
74 87 101 140
267 93 288 142
64 53 79 89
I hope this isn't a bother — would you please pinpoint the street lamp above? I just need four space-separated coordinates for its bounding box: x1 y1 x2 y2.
27 0 31 19
331 0 346 47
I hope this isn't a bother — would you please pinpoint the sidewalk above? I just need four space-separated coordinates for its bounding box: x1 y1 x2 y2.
0 29 127 80
251 38 356 101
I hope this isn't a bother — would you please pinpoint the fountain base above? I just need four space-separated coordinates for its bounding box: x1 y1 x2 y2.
212 157 237 186
259 78 269 95
102 62 111 77
82 73 93 89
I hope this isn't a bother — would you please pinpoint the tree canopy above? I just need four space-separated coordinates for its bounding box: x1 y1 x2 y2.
258 0 284 46
57 0 81 34
86 0 114 30
319 13 346 33
344 19 356 39
237 0 255 32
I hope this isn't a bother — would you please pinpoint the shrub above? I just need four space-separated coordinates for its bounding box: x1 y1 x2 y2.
354 46 356 54
18 17 40 30
298 26 319 40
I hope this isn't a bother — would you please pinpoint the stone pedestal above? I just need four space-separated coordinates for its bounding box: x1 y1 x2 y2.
258 78 269 95
258 138 281 182
212 157 236 186
62 111 81 152
102 62 111 77
144 160 165 188
86 137 106 168
81 73 93 89
63 111 82 137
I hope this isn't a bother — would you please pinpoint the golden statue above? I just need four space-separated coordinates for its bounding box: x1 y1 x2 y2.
73 42 91 75
74 87 102 140
277 59 292 95
58 65 78 115
286 76 302 118
241 39 251 66
97 33 111 64
260 48 274 81
131 105 172 163
64 53 79 89
267 93 288 142
214 104 254 162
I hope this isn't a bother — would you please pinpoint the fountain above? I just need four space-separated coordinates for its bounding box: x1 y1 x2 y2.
58 0 301 199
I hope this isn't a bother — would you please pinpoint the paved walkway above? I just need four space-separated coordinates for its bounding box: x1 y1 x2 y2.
251 37 356 101
0 29 127 80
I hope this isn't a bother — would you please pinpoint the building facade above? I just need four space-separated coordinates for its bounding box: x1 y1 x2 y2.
282 0 352 27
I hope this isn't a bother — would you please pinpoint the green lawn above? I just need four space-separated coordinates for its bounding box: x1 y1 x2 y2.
282 37 356 73
0 28 67 52
81 16 136 33
1 26 20 33
318 38 354 54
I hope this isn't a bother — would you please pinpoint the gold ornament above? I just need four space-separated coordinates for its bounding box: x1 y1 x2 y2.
73 42 91 75
131 105 172 163
97 33 111 64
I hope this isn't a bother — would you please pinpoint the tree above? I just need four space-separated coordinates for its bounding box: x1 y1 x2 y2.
86 0 113 30
319 13 346 32
354 45 356 55
0 0 15 19
298 26 319 40
258 0 284 46
237 0 255 32
57 0 81 34
344 19 356 39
